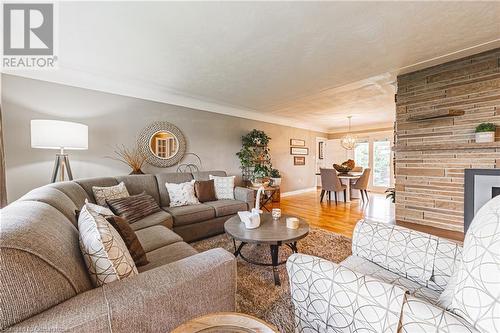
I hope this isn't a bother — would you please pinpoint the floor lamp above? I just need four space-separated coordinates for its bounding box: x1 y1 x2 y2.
31 120 88 183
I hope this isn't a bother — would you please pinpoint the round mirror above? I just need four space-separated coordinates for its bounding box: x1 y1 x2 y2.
149 130 179 159
138 121 186 167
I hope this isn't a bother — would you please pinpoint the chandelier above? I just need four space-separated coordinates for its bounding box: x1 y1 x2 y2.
340 116 357 150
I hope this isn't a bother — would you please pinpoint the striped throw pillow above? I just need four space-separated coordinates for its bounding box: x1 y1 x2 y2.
106 192 161 224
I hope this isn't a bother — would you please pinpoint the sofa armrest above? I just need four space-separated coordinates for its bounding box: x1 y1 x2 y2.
400 296 478 333
6 248 236 333
286 253 407 333
351 219 462 290
234 186 255 209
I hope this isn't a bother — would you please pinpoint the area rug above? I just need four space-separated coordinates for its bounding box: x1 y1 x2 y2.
191 228 352 333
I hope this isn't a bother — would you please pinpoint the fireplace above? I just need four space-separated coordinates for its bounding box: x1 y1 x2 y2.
464 169 500 233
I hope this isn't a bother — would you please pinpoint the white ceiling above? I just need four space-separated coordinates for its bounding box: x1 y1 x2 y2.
5 1 500 133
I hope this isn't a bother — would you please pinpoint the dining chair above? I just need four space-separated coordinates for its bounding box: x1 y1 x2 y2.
319 168 347 204
352 168 371 202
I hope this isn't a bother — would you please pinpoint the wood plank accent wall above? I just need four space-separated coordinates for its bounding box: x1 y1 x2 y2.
395 48 500 232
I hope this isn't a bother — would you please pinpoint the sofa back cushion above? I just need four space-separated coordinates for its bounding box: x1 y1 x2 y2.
47 181 90 209
0 201 92 330
17 186 80 227
155 172 193 207
115 174 160 204
75 177 119 203
192 170 227 181
451 195 500 331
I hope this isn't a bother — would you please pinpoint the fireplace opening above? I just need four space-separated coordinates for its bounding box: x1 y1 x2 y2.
493 187 500 199
464 169 500 233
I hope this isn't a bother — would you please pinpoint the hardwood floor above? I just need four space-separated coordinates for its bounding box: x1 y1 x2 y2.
270 189 463 242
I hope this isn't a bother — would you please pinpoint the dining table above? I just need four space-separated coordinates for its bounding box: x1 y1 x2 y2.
315 171 362 202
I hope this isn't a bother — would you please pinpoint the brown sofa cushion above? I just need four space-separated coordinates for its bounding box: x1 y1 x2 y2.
130 210 173 231
163 204 215 226
135 225 183 253
203 200 248 217
105 216 149 267
194 180 217 203
107 192 161 223
137 242 198 272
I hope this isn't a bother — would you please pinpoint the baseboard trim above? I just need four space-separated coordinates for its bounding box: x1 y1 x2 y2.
281 187 317 197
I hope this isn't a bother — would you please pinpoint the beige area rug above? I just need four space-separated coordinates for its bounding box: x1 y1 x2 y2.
192 228 352 333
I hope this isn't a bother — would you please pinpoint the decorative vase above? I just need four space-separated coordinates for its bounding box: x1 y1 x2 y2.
270 177 281 186
129 169 144 175
475 132 495 143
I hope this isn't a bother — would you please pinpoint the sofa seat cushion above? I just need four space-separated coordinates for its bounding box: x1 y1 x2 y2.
135 225 183 253
137 242 198 272
204 200 248 217
163 204 215 227
341 255 441 305
130 210 173 231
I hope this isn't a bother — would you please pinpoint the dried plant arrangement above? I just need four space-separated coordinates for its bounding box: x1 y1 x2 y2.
108 144 146 174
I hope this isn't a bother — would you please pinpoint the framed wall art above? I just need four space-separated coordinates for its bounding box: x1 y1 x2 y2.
318 141 324 160
290 147 308 155
294 156 305 165
290 139 305 146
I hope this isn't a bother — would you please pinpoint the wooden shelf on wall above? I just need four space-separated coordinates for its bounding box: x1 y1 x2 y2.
407 109 465 121
394 141 500 152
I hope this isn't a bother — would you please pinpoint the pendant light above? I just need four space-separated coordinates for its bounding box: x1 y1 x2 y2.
340 116 357 150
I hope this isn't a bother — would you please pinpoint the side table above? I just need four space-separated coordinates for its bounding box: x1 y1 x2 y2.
246 185 280 212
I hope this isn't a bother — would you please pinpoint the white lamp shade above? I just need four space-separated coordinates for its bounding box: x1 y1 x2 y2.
31 120 88 150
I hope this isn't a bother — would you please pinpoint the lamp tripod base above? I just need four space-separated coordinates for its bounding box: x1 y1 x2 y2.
51 153 73 183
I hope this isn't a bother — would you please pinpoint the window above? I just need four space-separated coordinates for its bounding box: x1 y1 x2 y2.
354 142 369 169
373 139 391 187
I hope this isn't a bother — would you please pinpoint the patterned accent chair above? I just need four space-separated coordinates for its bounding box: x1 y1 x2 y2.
286 195 500 333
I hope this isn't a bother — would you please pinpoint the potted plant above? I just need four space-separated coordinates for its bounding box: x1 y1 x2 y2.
385 188 395 203
269 168 281 186
475 123 496 143
252 164 270 186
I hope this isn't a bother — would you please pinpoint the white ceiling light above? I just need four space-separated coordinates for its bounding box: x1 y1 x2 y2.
341 116 356 150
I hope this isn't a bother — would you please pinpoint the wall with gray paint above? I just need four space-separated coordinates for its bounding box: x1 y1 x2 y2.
2 74 326 202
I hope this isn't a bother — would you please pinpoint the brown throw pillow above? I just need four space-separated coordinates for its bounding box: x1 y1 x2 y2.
194 180 217 203
105 215 149 267
106 192 161 224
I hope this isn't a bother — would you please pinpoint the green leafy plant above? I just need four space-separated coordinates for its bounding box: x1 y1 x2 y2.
385 188 395 203
241 129 271 146
270 168 281 178
236 129 273 183
254 164 271 178
475 123 496 133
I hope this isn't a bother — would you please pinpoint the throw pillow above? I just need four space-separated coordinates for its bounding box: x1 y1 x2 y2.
85 198 114 216
165 180 200 207
209 175 235 200
105 215 149 267
78 204 138 287
75 199 114 220
194 180 217 203
92 182 129 207
106 192 161 223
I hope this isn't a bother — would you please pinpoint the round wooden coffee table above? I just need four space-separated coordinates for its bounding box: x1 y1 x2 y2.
172 312 277 333
224 213 309 286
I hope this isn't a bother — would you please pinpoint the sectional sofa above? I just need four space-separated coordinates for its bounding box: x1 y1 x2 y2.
0 170 255 332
